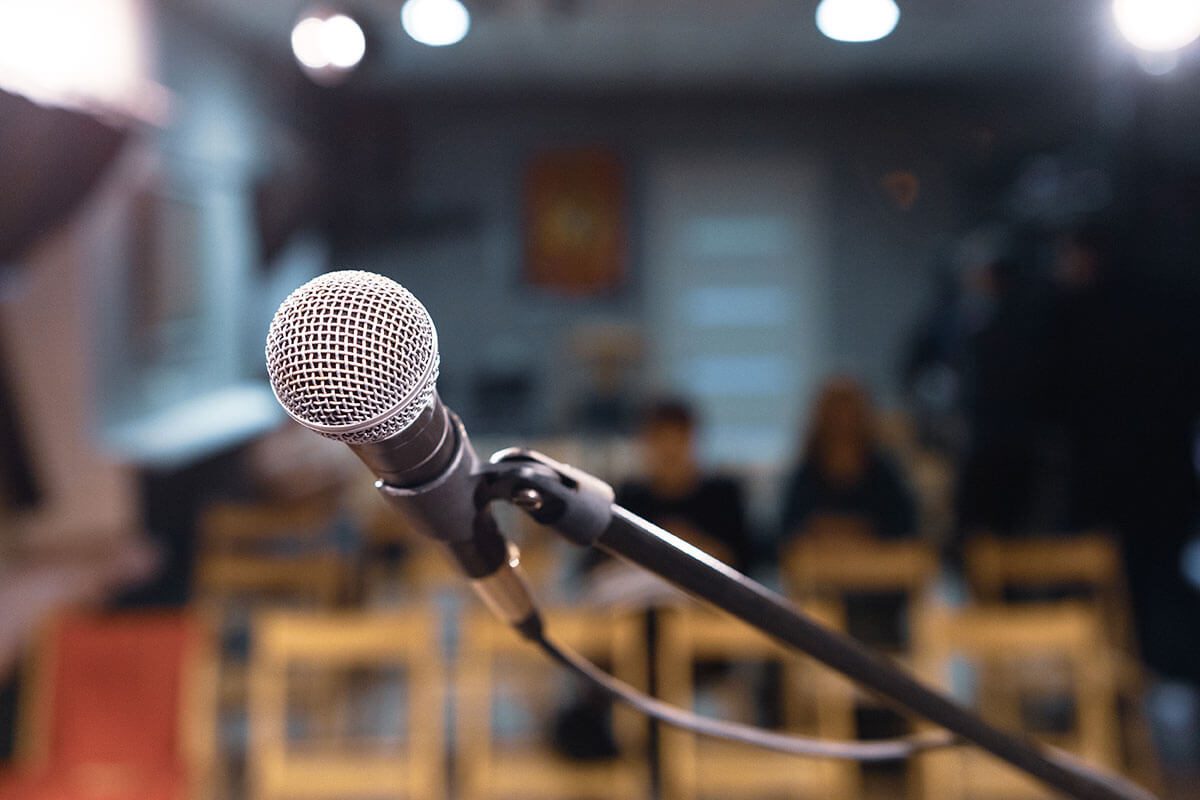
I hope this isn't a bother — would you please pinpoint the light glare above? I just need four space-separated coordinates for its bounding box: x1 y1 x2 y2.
323 15 366 68
1113 0 1200 52
0 0 147 113
291 16 329 69
291 11 366 75
815 0 900 43
401 0 471 47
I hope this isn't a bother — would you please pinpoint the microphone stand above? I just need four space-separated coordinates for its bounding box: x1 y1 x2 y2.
473 449 1155 800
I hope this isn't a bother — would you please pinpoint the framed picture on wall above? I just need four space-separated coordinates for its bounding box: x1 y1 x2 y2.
524 148 627 296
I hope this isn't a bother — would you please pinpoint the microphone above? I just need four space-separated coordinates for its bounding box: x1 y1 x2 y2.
265 270 536 627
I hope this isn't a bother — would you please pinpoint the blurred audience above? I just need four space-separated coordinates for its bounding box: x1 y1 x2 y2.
779 377 917 547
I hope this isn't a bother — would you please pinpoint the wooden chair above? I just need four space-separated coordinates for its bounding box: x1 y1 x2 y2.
195 501 347 799
964 533 1132 650
0 611 216 800
194 553 344 800
782 533 939 656
195 554 344 615
783 534 939 602
198 495 343 556
247 610 445 800
912 603 1122 800
655 602 859 800
195 497 346 617
964 533 1159 788
455 608 649 800
781 532 940 784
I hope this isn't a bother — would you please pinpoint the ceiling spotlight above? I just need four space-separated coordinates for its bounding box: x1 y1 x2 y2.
1113 0 1200 52
815 0 900 43
401 0 471 47
291 8 366 79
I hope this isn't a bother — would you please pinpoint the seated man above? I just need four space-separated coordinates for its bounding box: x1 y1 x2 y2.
580 398 753 604
558 400 754 759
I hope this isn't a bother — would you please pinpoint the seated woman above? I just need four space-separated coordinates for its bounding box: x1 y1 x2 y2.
779 377 921 662
780 376 917 545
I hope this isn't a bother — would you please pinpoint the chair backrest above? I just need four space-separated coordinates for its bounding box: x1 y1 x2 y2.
455 607 648 800
21 612 213 778
655 602 859 800
783 537 940 598
195 496 346 610
248 609 445 800
967 533 1123 594
195 553 343 610
199 497 340 555
965 534 1130 641
912 603 1121 800
782 536 939 657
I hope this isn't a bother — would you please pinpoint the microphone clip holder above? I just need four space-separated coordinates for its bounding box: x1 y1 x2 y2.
475 447 615 547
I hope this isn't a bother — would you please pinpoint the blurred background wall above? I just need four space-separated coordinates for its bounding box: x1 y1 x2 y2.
1 0 1197 575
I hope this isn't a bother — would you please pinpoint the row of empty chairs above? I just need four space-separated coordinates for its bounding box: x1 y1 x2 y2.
183 491 1158 798
0 598 1142 800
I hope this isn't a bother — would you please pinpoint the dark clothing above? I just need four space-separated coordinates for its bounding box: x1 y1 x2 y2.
1045 276 1200 681
956 289 1052 536
779 452 917 541
582 476 752 573
956 442 1038 537
1047 280 1199 533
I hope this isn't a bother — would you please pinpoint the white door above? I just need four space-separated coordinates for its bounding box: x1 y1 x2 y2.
644 152 832 470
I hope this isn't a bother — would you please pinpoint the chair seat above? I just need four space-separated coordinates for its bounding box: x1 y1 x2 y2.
0 764 185 800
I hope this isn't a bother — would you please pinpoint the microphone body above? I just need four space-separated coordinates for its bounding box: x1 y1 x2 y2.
265 270 535 625
349 395 458 489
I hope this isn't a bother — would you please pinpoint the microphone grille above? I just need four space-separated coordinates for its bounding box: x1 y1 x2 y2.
265 270 440 444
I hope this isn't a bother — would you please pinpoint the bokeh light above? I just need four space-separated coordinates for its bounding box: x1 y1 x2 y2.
0 0 147 113
401 0 471 47
323 14 367 68
290 9 365 77
815 0 900 44
290 16 329 69
1112 0 1200 52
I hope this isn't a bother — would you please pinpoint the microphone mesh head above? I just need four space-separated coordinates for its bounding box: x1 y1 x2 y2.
265 270 439 444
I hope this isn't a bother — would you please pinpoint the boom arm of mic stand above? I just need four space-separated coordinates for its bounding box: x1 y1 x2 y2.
477 450 1155 800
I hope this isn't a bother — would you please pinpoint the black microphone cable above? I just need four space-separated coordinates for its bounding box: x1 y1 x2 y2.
526 617 958 761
